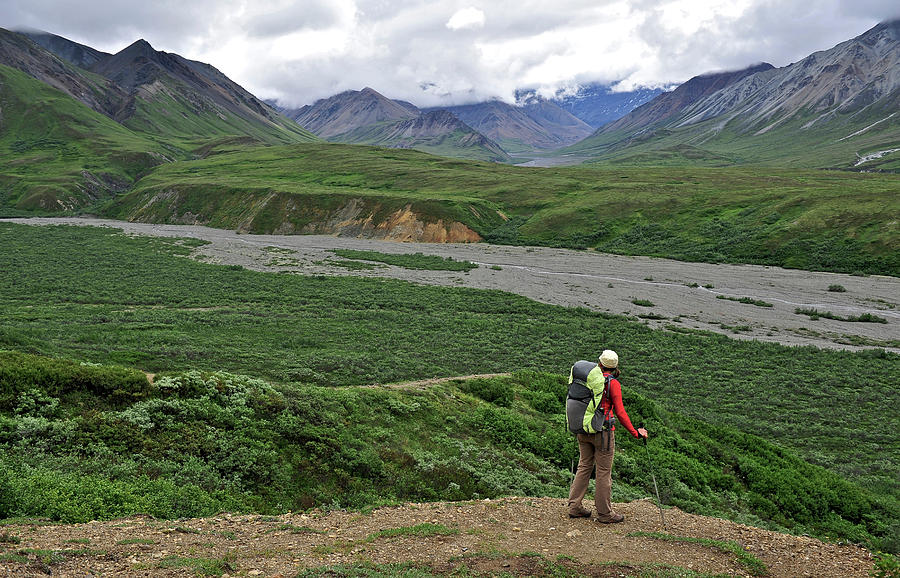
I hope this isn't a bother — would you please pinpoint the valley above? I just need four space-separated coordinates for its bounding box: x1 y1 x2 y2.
1 16 899 575
7 217 899 352
0 219 896 573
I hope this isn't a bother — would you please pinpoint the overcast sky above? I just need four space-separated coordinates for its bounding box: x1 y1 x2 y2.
2 0 899 107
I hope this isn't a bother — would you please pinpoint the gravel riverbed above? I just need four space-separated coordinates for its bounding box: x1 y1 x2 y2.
5 217 898 353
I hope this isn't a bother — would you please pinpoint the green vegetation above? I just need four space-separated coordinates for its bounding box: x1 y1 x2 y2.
366 523 458 541
0 65 167 215
0 223 897 553
631 299 655 307
629 532 766 576
270 523 322 535
117 538 156 545
795 308 889 323
331 249 478 271
829 284 848 293
102 142 899 276
872 552 899 578
328 259 383 270
118 81 315 151
334 123 511 163
716 295 774 308
5 547 105 567
157 554 236 576
297 556 722 577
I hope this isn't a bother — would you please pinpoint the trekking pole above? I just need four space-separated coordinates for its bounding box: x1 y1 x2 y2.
641 424 666 530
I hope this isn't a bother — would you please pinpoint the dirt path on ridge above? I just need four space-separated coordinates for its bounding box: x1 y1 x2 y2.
5 217 897 353
0 498 874 577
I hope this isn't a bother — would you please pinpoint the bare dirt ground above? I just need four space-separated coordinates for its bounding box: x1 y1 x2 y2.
6 217 898 353
0 498 874 577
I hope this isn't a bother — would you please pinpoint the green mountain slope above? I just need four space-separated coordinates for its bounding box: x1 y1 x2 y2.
0 64 167 214
105 142 900 275
0 29 318 214
95 39 317 149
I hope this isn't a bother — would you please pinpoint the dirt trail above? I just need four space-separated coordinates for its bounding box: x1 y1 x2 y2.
5 217 898 353
362 372 512 389
0 498 873 577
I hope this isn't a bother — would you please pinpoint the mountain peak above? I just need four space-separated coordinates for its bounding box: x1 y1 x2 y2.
119 38 156 58
285 87 418 138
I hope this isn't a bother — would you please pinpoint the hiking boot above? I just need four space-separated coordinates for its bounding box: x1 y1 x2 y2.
568 507 592 518
595 513 625 524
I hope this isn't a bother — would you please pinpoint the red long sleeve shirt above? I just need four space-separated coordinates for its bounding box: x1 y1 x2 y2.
600 373 639 438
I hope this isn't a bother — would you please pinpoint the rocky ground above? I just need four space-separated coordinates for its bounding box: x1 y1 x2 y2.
5 217 898 353
0 498 874 577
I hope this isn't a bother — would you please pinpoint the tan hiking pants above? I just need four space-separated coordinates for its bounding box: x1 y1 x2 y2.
567 430 616 520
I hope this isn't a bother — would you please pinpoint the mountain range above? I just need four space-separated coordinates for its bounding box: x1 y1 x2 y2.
0 19 898 217
277 87 511 162
275 87 603 160
567 20 900 169
548 84 664 128
274 19 899 169
427 95 594 153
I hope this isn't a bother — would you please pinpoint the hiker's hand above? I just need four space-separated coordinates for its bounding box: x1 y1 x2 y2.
637 427 648 439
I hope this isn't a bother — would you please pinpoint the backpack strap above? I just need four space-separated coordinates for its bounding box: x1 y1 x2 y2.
600 374 617 430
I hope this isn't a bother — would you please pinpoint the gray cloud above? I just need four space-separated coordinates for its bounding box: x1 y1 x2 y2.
1 0 897 107
245 2 349 38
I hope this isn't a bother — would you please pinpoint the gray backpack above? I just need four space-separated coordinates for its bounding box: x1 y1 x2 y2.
566 360 614 435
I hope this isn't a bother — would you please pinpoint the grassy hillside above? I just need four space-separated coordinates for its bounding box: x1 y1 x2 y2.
333 122 512 163
120 79 318 151
106 142 900 275
0 63 317 217
1 355 895 553
0 65 167 214
0 222 896 551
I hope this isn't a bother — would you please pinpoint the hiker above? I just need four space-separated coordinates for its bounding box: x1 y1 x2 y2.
566 349 648 523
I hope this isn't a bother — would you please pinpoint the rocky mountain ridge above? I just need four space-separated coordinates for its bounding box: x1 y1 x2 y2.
551 84 664 128
0 28 128 118
598 62 776 135
1 28 314 144
0 27 316 212
278 87 511 161
283 86 418 138
675 19 900 133
432 97 594 152
20 28 109 68
571 19 900 168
